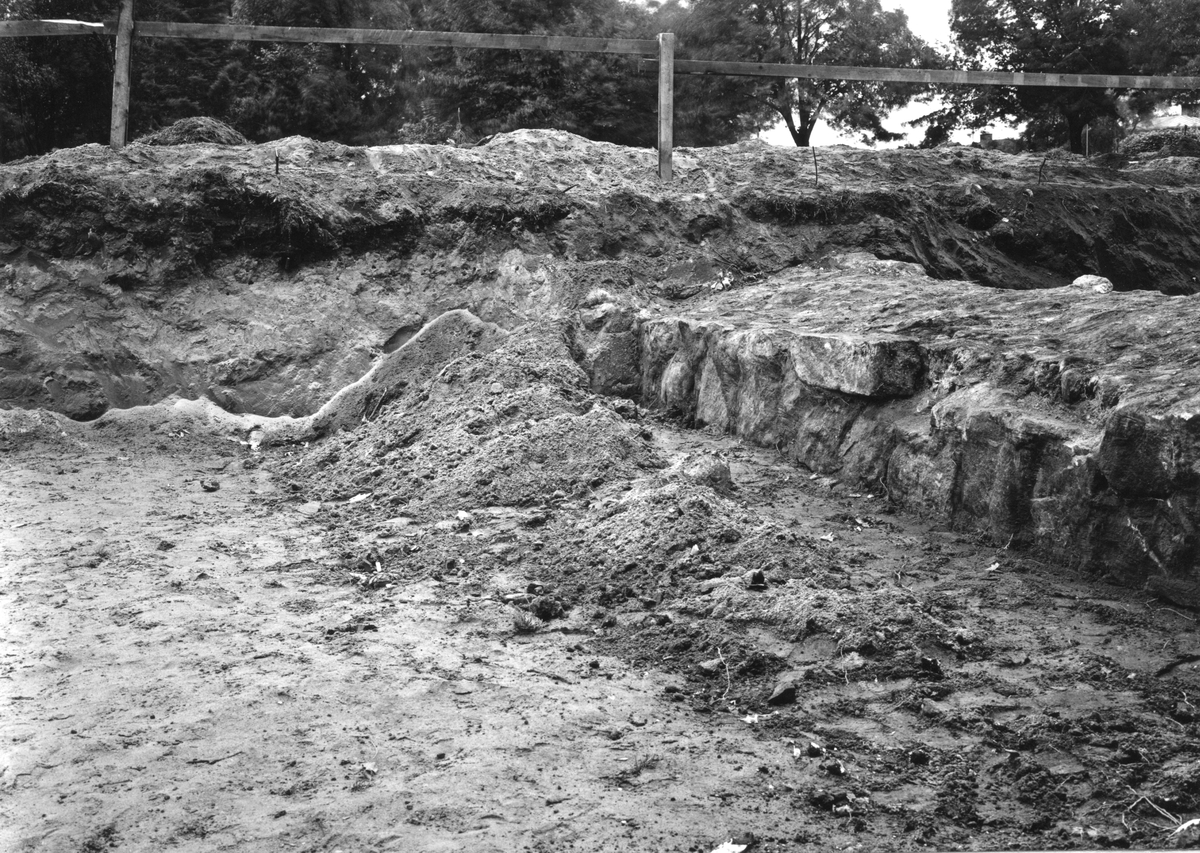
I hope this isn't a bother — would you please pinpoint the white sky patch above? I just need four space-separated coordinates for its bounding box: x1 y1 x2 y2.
883 0 952 47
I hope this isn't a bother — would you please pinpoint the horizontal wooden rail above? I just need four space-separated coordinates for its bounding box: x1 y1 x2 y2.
672 58 1200 90
0 19 104 35
136 21 659 54
5 19 1198 90
5 20 1199 90
0 19 659 55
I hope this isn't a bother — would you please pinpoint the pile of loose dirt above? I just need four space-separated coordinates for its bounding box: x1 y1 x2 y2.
1120 126 1200 158
270 320 664 515
255 385 1200 850
134 116 248 146
266 317 849 637
0 406 84 453
260 309 510 444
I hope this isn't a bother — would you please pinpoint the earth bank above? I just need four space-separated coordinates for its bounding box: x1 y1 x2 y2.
4 128 1200 584
5 128 1200 422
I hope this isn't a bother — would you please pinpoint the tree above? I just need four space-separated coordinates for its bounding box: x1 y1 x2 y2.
651 0 772 146
128 0 236 138
407 0 660 146
212 0 415 142
947 0 1130 153
1117 0 1200 120
0 0 241 158
0 0 115 159
676 0 936 147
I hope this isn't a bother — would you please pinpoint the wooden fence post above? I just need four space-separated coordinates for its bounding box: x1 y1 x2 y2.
657 32 674 181
109 0 134 150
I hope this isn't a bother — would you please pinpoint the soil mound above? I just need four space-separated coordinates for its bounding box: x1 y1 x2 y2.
261 309 509 445
271 321 663 513
8 129 1200 420
1120 127 1200 158
0 406 84 453
134 116 248 146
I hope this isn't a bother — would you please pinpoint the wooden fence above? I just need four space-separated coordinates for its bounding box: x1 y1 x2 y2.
5 6 1200 180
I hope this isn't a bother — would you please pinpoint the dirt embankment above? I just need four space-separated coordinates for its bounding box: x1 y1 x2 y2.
3 126 1200 582
4 129 1200 420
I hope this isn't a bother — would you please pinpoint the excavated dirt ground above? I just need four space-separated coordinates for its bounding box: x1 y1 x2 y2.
4 126 1200 851
3 325 1199 852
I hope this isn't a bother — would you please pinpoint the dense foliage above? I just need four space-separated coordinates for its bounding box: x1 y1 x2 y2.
0 0 667 158
924 0 1200 152
1 0 114 158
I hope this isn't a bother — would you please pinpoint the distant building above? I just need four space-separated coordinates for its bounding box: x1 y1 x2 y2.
977 131 1025 154
1141 113 1200 129
1138 103 1200 129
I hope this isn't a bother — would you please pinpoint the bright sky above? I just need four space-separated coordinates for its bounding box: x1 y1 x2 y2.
885 0 953 47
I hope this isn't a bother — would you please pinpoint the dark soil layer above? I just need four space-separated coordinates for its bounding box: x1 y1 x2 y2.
4 131 1200 297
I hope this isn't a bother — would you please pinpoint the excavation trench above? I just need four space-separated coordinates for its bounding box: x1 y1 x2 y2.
240 249 1200 590
5 126 1200 853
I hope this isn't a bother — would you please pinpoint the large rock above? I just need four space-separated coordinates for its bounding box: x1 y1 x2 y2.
571 299 647 398
636 259 1200 582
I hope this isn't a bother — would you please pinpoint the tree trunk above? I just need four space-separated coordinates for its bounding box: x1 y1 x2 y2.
1065 109 1086 155
778 107 815 147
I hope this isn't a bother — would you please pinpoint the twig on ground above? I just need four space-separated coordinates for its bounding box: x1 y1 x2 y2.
527 668 573 684
1127 792 1181 829
1148 605 1197 623
185 751 244 766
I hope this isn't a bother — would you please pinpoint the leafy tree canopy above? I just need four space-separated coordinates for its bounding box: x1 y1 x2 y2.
405 0 660 147
1 0 115 159
948 0 1127 152
213 0 414 143
934 0 1200 153
675 0 937 147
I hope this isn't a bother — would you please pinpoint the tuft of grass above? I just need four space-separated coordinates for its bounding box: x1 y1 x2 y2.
512 608 544 634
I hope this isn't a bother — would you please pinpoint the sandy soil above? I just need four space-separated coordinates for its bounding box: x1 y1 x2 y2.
2 408 1198 852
